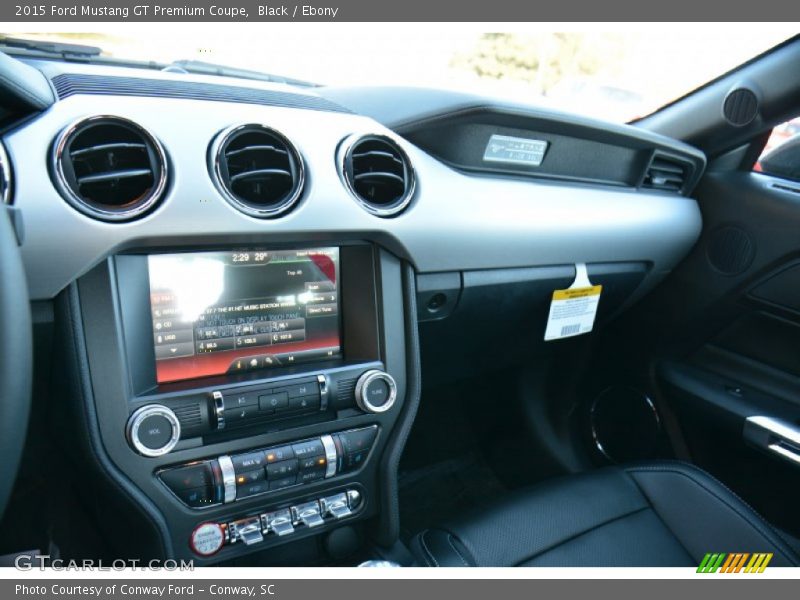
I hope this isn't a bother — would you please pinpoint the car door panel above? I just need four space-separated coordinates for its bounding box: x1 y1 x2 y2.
652 169 800 534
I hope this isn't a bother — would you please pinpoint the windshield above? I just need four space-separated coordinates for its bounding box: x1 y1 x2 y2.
7 26 797 123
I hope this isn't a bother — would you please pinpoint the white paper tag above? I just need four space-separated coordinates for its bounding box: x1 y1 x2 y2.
544 263 602 341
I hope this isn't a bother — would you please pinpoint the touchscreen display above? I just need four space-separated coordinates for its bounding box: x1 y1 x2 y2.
148 247 341 383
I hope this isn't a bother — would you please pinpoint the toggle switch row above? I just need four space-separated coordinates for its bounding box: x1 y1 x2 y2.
189 489 363 556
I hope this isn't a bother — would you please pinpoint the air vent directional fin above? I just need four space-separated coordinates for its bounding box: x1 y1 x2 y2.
341 134 415 217
642 155 690 194
52 116 167 221
211 124 304 218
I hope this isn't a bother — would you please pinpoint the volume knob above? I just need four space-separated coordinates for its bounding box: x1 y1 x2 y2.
126 404 181 457
355 370 397 414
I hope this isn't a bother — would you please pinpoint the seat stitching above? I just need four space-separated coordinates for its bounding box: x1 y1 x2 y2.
625 464 798 564
626 464 795 560
419 530 440 567
627 462 763 517
446 534 472 567
510 505 651 567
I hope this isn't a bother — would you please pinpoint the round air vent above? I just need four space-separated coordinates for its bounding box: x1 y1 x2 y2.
339 134 415 217
210 124 304 218
52 115 167 221
723 87 759 127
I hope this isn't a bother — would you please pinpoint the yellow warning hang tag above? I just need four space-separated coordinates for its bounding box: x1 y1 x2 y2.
544 263 602 341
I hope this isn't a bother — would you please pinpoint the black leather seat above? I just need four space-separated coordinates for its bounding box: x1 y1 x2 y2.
411 461 799 567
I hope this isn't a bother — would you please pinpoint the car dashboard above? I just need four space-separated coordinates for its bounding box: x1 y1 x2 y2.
0 55 706 564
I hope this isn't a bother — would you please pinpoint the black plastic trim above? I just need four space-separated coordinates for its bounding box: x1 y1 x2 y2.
64 282 174 556
376 260 422 546
395 105 705 195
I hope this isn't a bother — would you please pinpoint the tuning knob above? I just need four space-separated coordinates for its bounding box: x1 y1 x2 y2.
355 370 397 414
126 404 181 457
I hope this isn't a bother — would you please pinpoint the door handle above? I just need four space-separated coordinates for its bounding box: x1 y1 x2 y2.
744 416 800 466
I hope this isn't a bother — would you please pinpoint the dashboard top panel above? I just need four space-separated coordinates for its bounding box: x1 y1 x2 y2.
5 60 704 300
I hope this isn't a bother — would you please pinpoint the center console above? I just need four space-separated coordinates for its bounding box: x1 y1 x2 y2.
62 242 412 563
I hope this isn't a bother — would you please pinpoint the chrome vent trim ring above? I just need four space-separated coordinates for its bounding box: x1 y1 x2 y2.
337 133 416 217
0 142 11 205
50 115 168 222
209 123 305 219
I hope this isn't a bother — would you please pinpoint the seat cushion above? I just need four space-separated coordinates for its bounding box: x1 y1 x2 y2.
411 461 800 567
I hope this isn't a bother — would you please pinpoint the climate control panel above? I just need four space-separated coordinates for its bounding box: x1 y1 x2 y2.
158 426 378 508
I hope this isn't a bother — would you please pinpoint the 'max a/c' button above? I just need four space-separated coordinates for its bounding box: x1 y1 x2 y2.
292 439 325 458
